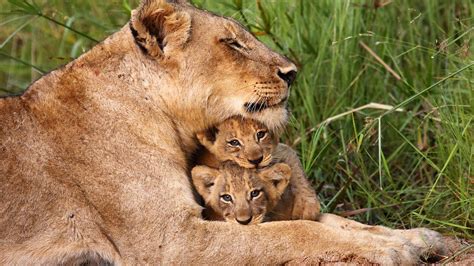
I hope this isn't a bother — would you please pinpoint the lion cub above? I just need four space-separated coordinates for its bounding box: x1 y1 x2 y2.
195 116 320 221
192 161 291 224
196 116 277 169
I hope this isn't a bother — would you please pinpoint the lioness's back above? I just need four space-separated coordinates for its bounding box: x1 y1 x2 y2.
0 96 21 122
0 96 32 151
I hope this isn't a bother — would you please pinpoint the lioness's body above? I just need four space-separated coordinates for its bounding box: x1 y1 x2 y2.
0 0 445 264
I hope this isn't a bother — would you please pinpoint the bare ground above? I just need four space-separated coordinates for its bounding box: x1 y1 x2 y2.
440 236 473 265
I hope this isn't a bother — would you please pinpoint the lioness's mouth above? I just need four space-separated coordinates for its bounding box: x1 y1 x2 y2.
244 97 287 113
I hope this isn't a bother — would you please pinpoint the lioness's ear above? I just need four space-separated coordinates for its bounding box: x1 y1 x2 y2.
191 166 219 199
260 163 291 195
131 0 191 57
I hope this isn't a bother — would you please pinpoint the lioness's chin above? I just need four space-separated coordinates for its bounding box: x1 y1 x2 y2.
243 106 288 132
217 98 288 132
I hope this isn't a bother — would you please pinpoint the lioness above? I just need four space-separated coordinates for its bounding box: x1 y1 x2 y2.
0 0 445 264
195 116 320 220
191 162 291 224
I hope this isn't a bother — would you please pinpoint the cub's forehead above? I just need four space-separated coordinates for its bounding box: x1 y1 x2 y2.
219 163 261 189
217 117 267 137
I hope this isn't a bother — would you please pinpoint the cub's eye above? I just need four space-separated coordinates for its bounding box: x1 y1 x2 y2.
250 189 261 199
221 194 233 202
228 139 241 147
256 130 267 141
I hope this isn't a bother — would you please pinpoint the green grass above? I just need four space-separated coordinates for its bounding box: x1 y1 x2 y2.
1 0 472 238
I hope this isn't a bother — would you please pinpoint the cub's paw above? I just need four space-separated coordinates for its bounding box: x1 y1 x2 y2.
291 196 320 221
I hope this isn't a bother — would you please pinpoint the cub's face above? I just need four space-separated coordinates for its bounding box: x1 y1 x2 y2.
131 0 297 131
197 117 278 168
191 162 291 225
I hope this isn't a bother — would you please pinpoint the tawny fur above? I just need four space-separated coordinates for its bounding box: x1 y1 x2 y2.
270 143 322 220
0 0 446 264
191 162 291 225
196 116 278 169
196 116 321 220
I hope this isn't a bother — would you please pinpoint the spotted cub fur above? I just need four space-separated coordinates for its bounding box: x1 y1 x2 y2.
194 116 320 221
192 162 291 224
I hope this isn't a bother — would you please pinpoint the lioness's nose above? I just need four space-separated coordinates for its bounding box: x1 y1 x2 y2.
277 65 297 87
236 216 252 225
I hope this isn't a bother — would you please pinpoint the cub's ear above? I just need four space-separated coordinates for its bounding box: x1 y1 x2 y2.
131 0 191 57
271 131 280 145
259 163 291 195
196 126 218 149
191 165 220 199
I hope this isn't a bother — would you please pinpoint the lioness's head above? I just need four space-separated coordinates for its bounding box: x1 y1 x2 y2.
196 116 277 168
130 0 297 131
191 162 291 225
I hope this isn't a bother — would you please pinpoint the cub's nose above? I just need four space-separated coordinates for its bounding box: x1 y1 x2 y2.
236 217 252 225
248 156 263 166
277 65 297 87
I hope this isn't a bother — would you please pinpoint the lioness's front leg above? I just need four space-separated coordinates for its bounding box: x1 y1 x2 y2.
145 172 422 264
168 216 428 264
318 213 447 260
273 143 320 220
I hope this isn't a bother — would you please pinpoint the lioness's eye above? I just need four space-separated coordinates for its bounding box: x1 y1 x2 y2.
221 194 232 202
220 38 246 51
228 39 243 49
256 131 267 141
250 189 261 199
228 139 241 147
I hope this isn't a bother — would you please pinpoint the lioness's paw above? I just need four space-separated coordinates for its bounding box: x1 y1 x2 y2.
358 239 421 265
396 227 447 261
373 247 418 265
285 247 417 265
